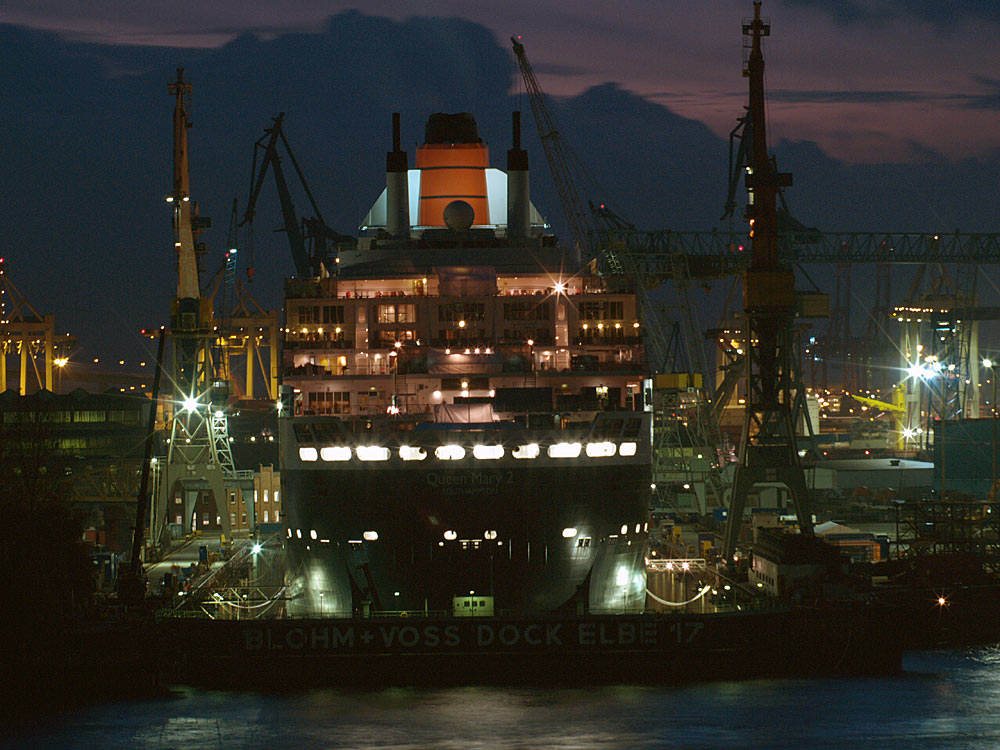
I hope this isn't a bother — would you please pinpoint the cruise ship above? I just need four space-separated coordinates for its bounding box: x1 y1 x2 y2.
279 112 652 617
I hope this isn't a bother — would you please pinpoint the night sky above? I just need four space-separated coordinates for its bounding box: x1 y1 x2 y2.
1 0 999 371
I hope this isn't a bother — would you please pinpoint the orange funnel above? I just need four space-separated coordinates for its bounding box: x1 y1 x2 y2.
416 113 490 227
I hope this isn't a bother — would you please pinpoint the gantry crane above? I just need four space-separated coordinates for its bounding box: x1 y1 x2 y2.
0 259 75 394
201 198 281 401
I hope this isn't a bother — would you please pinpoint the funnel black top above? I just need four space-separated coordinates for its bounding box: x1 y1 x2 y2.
425 113 481 144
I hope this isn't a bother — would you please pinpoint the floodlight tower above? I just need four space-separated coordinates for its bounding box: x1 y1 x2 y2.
155 69 236 545
722 3 814 560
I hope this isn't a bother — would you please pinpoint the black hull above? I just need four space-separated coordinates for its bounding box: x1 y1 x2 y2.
283 463 650 616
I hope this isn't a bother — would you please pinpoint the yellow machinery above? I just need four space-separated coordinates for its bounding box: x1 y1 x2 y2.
849 385 906 451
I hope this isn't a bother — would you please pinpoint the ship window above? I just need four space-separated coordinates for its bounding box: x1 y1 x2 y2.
229 492 236 505
577 537 592 548
334 392 351 414
503 301 550 321
438 302 485 322
322 305 345 324
230 513 236 525
579 300 624 320
435 445 466 461
297 305 321 324
308 391 334 415
378 303 416 323
547 442 581 459
594 418 624 438
311 421 346 443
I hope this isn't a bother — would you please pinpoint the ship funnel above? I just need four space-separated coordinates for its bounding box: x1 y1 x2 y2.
506 111 530 241
416 113 490 227
386 112 410 237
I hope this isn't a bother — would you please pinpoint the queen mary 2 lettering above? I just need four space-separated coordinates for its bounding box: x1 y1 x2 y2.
425 470 512 495
280 111 653 618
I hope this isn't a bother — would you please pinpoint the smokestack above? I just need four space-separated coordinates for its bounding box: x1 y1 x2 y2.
386 112 410 237
506 111 530 241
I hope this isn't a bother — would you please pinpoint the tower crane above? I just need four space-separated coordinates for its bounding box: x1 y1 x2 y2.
242 113 353 278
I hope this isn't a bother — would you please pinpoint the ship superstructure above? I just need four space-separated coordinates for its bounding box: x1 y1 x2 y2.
280 112 652 616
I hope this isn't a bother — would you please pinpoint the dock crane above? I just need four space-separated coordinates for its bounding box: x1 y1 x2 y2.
242 113 352 278
511 36 676 375
723 2 814 559
155 69 239 549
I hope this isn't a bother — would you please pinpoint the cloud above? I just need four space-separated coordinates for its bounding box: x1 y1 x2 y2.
529 61 595 78
768 89 933 104
779 0 1000 26
963 77 1000 111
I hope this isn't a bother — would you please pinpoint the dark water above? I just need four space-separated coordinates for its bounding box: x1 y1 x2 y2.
6 648 1000 749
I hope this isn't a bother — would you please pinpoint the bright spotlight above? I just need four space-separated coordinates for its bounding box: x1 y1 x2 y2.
182 396 199 412
252 543 262 554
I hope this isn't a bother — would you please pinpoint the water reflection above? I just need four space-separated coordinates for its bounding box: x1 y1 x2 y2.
10 649 1000 749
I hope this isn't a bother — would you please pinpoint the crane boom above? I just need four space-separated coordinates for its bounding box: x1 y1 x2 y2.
243 114 311 277
511 37 594 254
512 36 681 374
242 114 354 277
168 69 199 300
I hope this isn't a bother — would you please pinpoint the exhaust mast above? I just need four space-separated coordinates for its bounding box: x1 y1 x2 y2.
506 111 530 240
386 112 410 237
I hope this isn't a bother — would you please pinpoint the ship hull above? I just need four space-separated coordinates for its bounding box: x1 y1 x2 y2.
280 415 653 617
284 463 649 616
